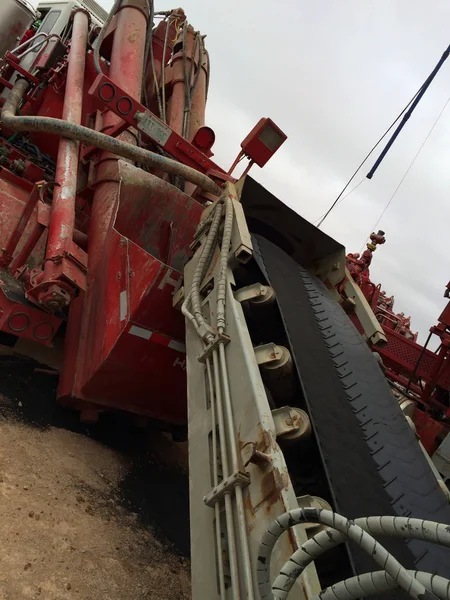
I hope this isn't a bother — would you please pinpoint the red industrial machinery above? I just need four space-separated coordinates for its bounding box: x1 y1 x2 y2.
346 232 450 455
2 2 450 599
0 0 287 427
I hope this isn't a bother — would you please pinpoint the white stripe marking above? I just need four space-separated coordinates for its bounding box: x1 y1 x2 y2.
120 290 127 321
168 339 186 353
129 325 152 340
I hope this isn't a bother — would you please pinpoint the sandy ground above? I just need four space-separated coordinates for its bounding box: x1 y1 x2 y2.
0 356 191 600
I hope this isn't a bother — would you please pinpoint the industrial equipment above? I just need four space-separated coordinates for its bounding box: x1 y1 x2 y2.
345 232 450 459
0 1 450 598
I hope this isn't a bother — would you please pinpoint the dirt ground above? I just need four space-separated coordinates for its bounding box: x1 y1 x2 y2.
0 356 191 600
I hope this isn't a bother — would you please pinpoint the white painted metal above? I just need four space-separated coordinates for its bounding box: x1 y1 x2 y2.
343 267 387 347
184 190 321 600
36 0 106 25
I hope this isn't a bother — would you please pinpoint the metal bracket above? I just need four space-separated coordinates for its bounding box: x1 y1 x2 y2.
343 267 387 347
241 442 272 468
234 283 275 305
89 73 226 177
64 239 88 273
198 332 231 363
204 471 250 507
254 342 284 366
230 198 252 264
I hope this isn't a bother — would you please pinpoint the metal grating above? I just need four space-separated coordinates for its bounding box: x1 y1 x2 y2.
350 314 450 390
37 0 108 24
77 0 108 23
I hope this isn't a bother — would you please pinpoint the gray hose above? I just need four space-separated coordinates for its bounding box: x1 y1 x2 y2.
182 199 225 337
1 79 221 196
190 202 223 335
260 510 450 599
142 0 155 106
93 0 121 74
258 508 436 600
216 196 234 333
316 570 450 600
276 513 450 591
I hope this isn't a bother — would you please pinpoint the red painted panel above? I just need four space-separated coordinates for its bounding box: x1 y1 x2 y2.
82 325 187 424
414 409 448 456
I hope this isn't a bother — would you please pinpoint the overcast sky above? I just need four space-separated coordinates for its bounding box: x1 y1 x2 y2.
31 0 450 345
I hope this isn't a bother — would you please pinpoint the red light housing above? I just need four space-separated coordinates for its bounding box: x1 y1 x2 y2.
240 118 287 167
193 126 216 153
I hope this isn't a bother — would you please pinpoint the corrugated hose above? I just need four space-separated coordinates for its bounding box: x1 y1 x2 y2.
258 507 450 600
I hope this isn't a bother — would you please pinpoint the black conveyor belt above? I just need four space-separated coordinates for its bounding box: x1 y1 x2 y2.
253 234 450 591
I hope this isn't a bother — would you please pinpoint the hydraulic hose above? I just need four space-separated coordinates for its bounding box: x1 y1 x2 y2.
315 570 450 600
258 508 450 600
1 79 222 196
93 0 121 74
189 201 223 336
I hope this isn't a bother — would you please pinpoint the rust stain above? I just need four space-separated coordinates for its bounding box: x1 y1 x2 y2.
256 426 272 453
239 425 273 454
243 488 256 533
261 467 286 513
244 492 253 512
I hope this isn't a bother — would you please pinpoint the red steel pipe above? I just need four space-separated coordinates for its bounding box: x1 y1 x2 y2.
43 9 89 281
88 3 148 281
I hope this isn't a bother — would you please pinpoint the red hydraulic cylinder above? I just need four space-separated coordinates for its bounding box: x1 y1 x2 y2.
188 45 207 141
88 2 148 281
43 9 89 287
168 24 195 136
